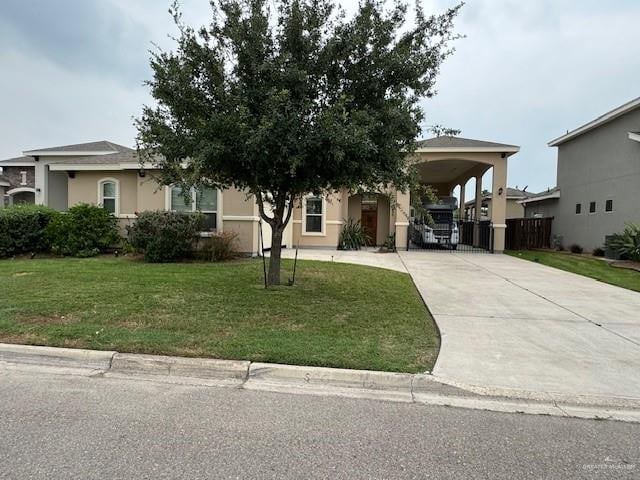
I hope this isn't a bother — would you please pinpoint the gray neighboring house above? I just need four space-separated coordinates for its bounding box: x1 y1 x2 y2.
521 97 640 251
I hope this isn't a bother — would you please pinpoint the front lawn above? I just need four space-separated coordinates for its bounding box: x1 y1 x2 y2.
506 250 640 293
0 257 438 373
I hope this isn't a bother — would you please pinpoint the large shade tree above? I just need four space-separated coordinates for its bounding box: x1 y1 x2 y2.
137 0 461 285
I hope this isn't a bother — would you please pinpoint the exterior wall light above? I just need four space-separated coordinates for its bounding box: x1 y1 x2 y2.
498 187 504 196
138 169 146 178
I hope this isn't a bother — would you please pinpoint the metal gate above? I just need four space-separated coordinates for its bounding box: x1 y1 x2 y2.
407 220 493 253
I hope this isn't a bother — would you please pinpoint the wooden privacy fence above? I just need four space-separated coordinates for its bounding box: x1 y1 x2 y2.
505 217 553 250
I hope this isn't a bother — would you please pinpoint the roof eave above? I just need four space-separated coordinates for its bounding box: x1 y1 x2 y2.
414 146 520 155
48 162 157 171
518 191 561 204
548 97 640 147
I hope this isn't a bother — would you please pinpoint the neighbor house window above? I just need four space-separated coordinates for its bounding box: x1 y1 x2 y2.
605 199 613 212
575 203 581 215
169 185 218 231
303 195 324 235
98 178 119 216
589 201 596 213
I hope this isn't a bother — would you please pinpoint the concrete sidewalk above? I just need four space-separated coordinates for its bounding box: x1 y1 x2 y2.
278 248 408 273
399 251 640 401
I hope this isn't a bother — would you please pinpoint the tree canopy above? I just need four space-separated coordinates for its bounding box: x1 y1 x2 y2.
137 0 461 284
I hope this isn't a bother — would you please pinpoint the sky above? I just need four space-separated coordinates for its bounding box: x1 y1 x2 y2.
1 0 639 196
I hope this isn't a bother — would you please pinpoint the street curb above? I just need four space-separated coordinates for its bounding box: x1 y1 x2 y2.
108 353 250 385
0 343 115 371
2 343 640 423
244 362 415 402
248 362 414 390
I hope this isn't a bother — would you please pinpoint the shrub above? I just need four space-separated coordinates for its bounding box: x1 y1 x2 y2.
592 247 605 257
605 224 640 262
0 204 59 257
338 218 369 250
201 231 240 262
47 203 119 257
127 210 204 262
569 244 583 254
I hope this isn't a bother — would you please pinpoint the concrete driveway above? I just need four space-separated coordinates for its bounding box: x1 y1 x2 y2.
399 251 640 402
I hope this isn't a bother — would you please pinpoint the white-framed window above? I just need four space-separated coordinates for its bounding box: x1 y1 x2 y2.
302 195 325 235
98 178 119 216
168 185 219 232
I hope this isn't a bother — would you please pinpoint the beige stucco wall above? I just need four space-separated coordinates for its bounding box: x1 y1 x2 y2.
136 173 166 211
479 198 525 220
347 194 362 222
291 191 345 248
68 171 138 214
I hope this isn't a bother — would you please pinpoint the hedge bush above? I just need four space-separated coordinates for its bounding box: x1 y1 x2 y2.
127 210 204 262
201 231 240 262
47 203 120 257
0 204 59 257
569 244 583 254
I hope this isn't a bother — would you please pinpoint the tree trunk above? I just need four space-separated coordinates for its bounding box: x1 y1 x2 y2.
267 226 284 286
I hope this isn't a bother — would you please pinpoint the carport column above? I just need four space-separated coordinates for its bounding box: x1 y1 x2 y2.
394 188 410 250
473 175 482 246
491 156 508 253
458 182 466 221
34 162 48 206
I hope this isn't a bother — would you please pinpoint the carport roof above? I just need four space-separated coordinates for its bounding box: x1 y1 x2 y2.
416 136 519 152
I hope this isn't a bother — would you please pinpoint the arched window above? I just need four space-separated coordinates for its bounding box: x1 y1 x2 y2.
98 178 119 216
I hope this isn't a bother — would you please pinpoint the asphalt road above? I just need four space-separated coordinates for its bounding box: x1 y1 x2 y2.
0 368 638 480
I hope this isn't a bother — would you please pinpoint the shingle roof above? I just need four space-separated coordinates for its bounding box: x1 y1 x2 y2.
24 140 133 154
48 151 140 165
0 155 34 165
416 136 519 150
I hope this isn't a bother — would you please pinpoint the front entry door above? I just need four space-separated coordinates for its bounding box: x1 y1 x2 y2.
361 195 378 246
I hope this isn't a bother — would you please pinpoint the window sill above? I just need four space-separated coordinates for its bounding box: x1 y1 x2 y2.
199 231 218 238
302 232 326 237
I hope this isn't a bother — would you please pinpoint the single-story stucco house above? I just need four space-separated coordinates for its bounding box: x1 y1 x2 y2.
463 187 535 221
0 136 519 254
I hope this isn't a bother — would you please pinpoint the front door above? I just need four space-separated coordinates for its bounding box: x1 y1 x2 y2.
361 195 378 246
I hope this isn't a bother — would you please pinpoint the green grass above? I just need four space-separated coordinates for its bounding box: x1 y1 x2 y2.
0 256 438 373
506 250 640 293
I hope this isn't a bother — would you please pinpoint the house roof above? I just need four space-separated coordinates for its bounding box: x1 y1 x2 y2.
549 96 640 147
416 136 520 152
517 186 561 204
23 140 133 156
0 155 36 166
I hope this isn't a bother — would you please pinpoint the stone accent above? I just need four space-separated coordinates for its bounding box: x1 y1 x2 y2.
1 166 35 189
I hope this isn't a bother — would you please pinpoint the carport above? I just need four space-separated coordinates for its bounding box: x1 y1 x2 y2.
399 136 520 253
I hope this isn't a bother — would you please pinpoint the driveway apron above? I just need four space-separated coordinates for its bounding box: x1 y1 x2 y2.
399 251 640 400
